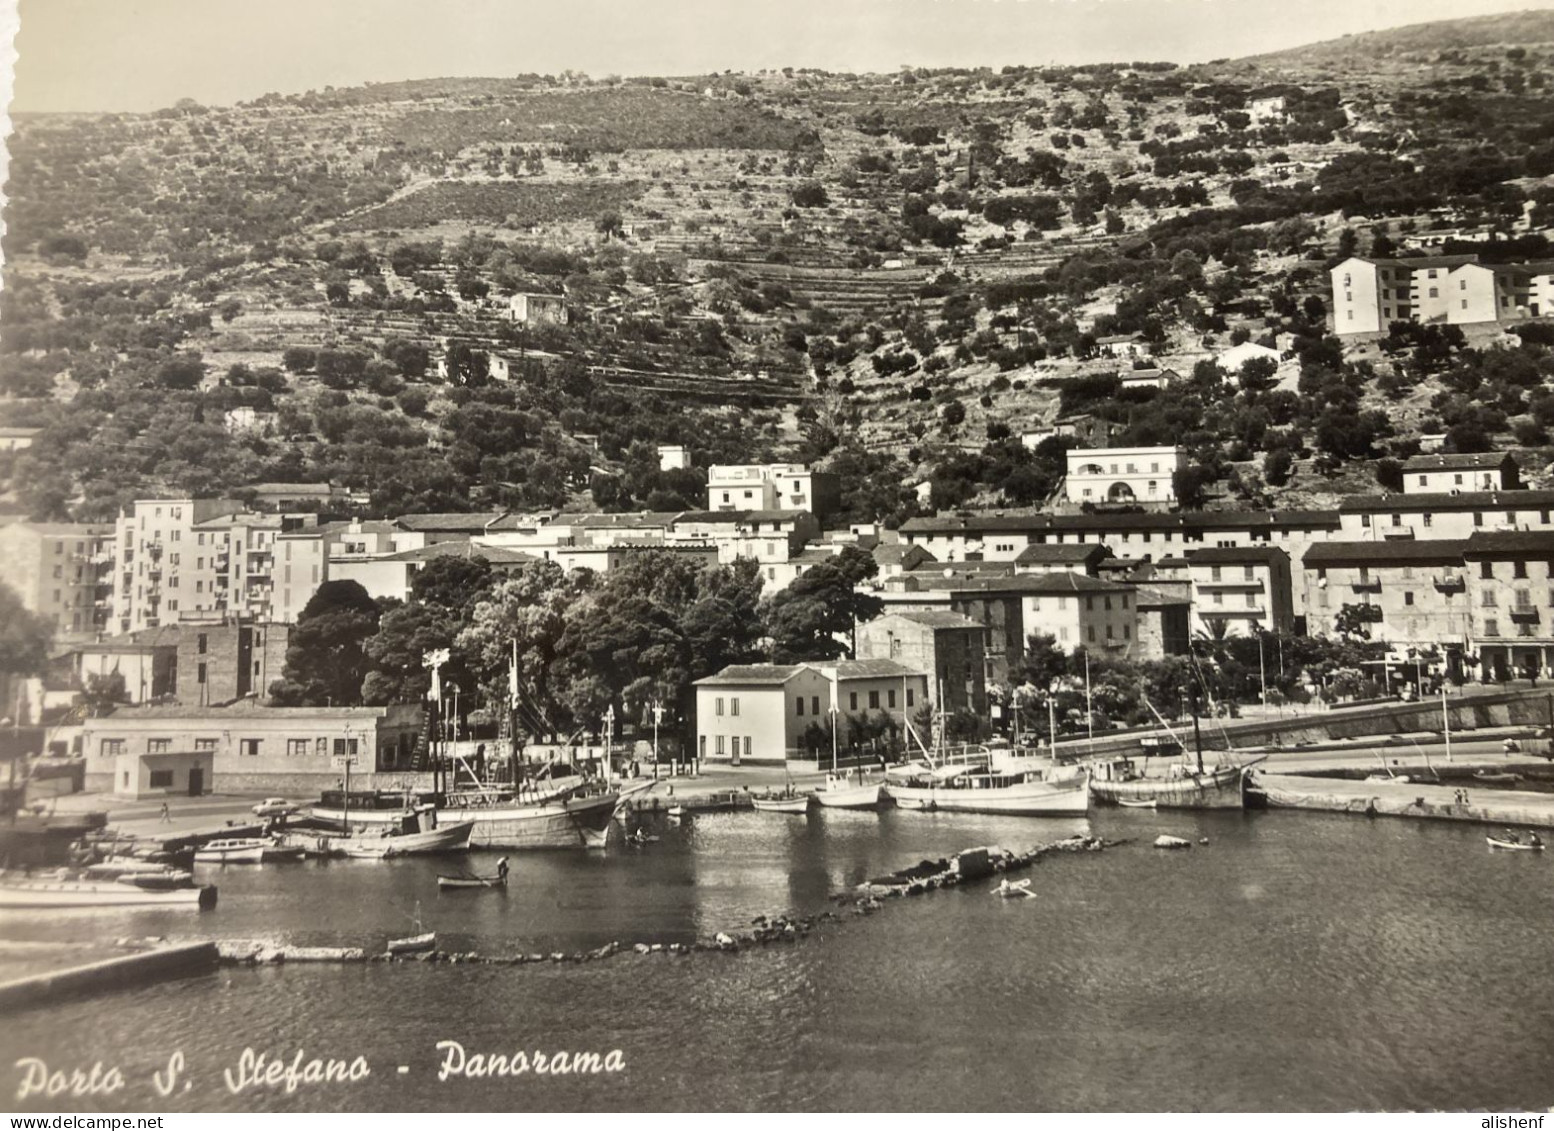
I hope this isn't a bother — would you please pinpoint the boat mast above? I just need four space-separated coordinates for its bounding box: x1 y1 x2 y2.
1191 691 1204 775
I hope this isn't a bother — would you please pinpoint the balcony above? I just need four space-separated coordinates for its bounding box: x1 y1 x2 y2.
1197 577 1265 591
1350 578 1382 593
1510 606 1541 622
147 565 162 580
146 543 163 560
1202 605 1266 618
1434 573 1466 592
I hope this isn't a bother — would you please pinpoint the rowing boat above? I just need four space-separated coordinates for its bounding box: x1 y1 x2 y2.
1486 837 1545 851
1117 798 1157 809
387 931 437 954
992 878 1035 899
436 874 506 890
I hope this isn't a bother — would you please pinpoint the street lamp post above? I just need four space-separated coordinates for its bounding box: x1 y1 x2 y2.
651 699 663 780
603 704 615 781
829 704 840 774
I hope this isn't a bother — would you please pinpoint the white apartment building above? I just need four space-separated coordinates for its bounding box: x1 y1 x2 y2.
1064 446 1183 506
706 463 840 517
1331 255 1554 336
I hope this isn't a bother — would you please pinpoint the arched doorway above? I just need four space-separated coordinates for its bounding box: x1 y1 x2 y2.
1107 482 1137 503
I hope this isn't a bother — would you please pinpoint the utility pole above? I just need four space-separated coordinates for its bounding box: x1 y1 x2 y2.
1258 631 1268 713
651 699 663 781
603 704 615 781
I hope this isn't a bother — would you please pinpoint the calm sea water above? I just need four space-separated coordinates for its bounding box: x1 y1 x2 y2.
4 809 1554 1112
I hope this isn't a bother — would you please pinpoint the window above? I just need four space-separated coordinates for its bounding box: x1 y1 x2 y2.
716 735 725 756
1391 514 1402 528
287 739 310 757
744 737 752 760
1423 513 1433 528
716 697 725 717
1121 593 1130 609
906 689 915 707
149 770 174 789
1245 592 1258 608
1213 592 1224 606
1429 287 1438 299
811 696 820 715
197 633 207 654
1404 591 1415 606
1514 561 1528 579
1461 300 1469 310
1482 590 1497 607
887 689 897 709
1481 561 1495 579
730 697 740 717
100 739 124 758
1104 596 1112 611
1087 625 1096 642
147 738 171 753
1484 618 1500 637
868 690 880 709
315 738 328 756
849 692 858 711
1361 515 1372 528
239 739 262 757
331 738 359 758
795 696 804 717
699 736 707 760
1474 513 1484 527
195 738 217 752
1516 589 1532 609
197 663 206 685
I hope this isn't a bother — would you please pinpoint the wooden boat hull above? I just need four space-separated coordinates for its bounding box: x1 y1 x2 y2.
437 792 618 849
1486 837 1544 850
1117 798 1158 809
1089 765 1248 810
752 796 811 814
885 774 1089 816
0 880 217 908
812 783 883 810
193 844 265 864
306 806 417 827
335 821 475 859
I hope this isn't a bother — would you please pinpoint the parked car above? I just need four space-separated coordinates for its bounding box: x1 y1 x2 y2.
251 798 298 817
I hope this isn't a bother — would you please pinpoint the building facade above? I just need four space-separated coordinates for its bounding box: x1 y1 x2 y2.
0 522 114 640
1064 446 1182 506
855 610 988 716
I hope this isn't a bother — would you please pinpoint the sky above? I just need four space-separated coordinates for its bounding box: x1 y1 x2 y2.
7 0 1553 114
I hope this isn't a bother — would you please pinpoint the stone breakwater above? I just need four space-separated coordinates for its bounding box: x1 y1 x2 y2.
162 835 1113 971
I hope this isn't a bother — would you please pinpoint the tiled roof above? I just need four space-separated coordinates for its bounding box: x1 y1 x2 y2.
1302 540 1469 566
826 659 922 680
97 701 396 720
694 664 807 687
901 509 1340 535
1464 531 1554 556
1013 543 1108 564
394 512 506 531
1185 546 1289 565
873 544 933 565
867 609 984 630
382 543 535 565
1338 490 1554 512
1401 453 1514 472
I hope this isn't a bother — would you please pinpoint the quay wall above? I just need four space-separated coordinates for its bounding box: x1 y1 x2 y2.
1055 688 1554 760
0 942 219 1013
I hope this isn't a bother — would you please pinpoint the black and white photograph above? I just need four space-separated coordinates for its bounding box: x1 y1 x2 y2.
2 0 1554 1114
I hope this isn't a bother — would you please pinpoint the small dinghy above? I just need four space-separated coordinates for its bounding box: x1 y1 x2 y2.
1473 771 1524 784
992 877 1035 899
666 805 684 819
1153 835 1192 850
387 931 437 954
1118 798 1158 809
1486 837 1545 851
438 857 509 890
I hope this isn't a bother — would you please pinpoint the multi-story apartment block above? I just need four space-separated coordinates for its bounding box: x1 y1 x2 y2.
0 522 115 640
706 463 840 517
1302 540 1473 658
856 610 988 716
1064 445 1183 506
1331 254 1553 335
1337 489 1554 541
1174 546 1295 637
1402 453 1518 494
1464 532 1554 680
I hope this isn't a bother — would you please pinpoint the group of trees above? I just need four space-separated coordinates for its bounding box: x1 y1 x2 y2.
268 548 886 749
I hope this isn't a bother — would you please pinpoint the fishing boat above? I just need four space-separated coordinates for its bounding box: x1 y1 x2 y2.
1486 837 1545 851
1473 771 1524 784
1117 798 1158 809
1154 835 1192 850
437 785 623 849
335 820 475 859
0 874 217 908
993 877 1035 899
1088 706 1264 811
810 774 883 810
193 838 303 864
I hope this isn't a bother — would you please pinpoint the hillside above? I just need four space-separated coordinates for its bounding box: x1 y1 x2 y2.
1244 7 1554 65
3 31 1554 529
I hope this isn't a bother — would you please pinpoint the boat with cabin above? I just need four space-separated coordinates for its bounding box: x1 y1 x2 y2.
193 838 304 864
884 736 1090 816
0 870 217 908
1088 711 1263 811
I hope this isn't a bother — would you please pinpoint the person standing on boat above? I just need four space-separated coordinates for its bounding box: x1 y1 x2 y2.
496 857 510 883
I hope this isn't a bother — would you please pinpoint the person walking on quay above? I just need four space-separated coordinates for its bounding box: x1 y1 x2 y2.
159 801 171 823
